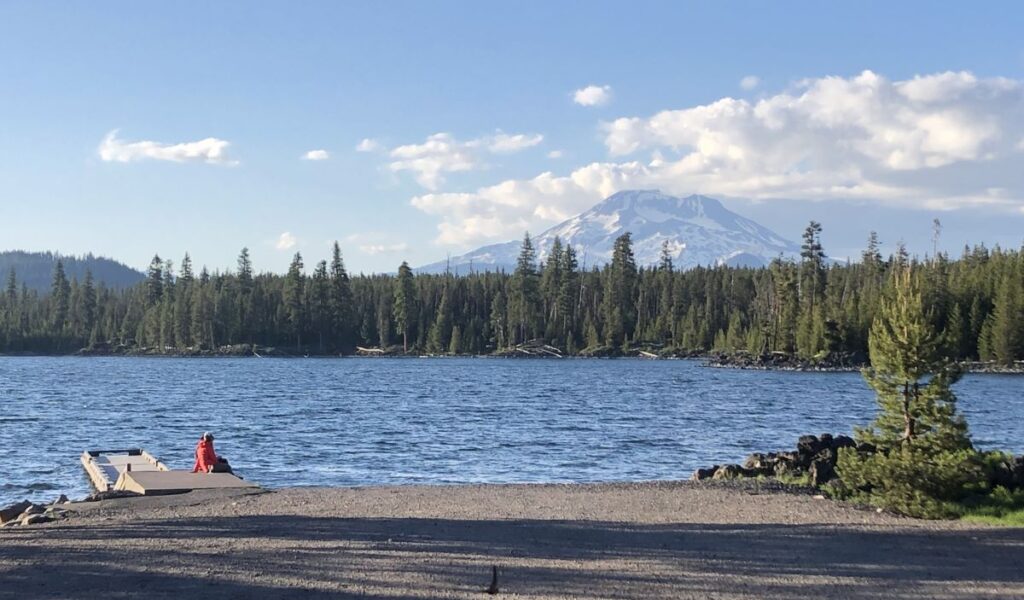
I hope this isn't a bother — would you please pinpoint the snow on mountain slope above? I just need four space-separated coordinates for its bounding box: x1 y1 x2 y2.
416 190 800 273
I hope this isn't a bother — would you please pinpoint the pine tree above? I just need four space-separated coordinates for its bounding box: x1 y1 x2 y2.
602 232 638 349
862 231 882 266
968 296 987 359
989 264 1024 365
1 268 16 346
489 288 508 350
174 254 194 348
509 233 540 345
427 285 452 353
376 293 392 348
190 269 212 349
943 302 967 361
540 237 564 341
771 259 799 353
393 261 415 353
448 324 462 355
556 244 579 349
797 221 826 358
80 270 97 343
145 255 164 306
837 265 979 518
329 242 354 351
237 247 253 290
978 314 995 361
283 252 305 350
659 240 675 272
236 247 254 342
310 260 331 352
50 260 70 335
158 261 175 351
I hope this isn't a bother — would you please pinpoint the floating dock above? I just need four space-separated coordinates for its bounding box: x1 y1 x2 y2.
81 448 258 496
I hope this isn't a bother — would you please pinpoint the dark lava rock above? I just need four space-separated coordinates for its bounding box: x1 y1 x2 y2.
987 454 1024 490
809 458 837 486
690 467 719 481
833 435 856 450
797 435 825 456
712 464 750 480
692 432 878 489
0 500 32 524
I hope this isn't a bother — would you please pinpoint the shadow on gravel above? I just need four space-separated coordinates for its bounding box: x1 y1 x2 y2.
2 516 1023 599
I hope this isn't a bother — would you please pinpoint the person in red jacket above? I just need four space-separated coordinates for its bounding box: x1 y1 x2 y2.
192 432 229 473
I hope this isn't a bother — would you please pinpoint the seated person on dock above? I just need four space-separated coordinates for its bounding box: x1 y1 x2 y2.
192 432 233 474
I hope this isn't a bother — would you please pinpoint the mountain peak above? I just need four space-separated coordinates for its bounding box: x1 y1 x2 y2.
416 190 799 274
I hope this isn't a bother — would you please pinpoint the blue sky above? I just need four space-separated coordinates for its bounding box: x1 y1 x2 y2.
1 2 1022 273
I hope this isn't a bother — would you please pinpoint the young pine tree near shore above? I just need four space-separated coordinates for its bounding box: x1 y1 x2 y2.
837 265 982 518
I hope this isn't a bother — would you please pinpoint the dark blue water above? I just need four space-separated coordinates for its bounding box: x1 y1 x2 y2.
1 357 1022 505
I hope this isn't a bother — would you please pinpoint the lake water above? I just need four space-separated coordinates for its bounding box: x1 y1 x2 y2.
1 356 1022 505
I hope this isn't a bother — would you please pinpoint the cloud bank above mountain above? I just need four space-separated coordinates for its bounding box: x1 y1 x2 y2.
387 131 544 190
408 70 1024 247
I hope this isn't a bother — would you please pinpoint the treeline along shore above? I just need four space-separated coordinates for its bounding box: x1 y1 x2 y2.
1 224 1023 366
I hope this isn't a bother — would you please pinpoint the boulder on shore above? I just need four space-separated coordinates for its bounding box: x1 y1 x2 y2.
690 466 719 481
691 433 866 487
0 500 32 524
712 464 753 480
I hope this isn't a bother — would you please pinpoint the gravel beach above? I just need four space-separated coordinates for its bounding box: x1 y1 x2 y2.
2 481 1023 599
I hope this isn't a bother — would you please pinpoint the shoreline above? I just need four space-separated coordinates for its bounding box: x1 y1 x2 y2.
4 350 1023 374
3 481 1021 599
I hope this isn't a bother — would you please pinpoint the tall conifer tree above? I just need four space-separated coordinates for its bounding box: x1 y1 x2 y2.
393 261 415 353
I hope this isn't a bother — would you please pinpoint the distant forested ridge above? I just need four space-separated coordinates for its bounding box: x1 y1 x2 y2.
0 251 143 292
0 226 1022 365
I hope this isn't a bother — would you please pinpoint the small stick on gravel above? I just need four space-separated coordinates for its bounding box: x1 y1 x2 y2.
486 565 499 595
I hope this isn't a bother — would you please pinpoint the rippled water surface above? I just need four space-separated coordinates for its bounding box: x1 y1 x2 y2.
1 357 1022 505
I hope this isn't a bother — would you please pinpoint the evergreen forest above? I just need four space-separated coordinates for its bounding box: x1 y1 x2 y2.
1 224 1022 366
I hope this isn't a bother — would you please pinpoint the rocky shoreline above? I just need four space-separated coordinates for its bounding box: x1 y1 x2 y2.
692 433 1024 492
705 351 1024 374
4 345 1024 375
0 496 72 528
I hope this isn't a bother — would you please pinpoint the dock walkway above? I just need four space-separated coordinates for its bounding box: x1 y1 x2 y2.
81 449 257 496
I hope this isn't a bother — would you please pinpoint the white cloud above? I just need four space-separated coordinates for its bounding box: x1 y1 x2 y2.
302 149 329 161
356 138 383 153
410 162 647 246
389 133 478 189
359 242 410 255
387 131 544 190
99 130 235 165
602 70 1020 171
488 132 544 153
573 84 612 107
411 70 1024 247
740 75 760 91
547 150 564 159
275 232 298 250
343 233 410 255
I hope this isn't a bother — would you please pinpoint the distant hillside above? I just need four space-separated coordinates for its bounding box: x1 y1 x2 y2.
0 251 144 292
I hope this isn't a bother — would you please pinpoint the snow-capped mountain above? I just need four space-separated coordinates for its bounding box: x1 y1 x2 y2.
416 190 800 273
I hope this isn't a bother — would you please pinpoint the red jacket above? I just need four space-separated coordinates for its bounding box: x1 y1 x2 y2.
192 439 217 473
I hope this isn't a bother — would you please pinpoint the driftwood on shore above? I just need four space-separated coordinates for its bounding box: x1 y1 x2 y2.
494 339 564 358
